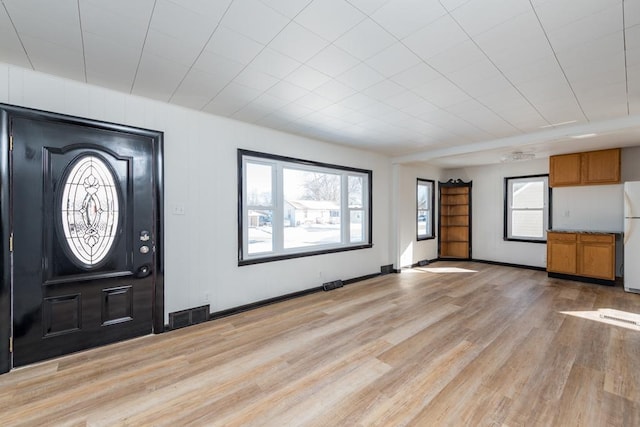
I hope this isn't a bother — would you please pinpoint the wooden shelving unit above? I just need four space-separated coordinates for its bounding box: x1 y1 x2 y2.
439 180 472 259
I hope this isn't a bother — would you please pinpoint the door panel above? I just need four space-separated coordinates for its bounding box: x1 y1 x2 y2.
9 112 161 368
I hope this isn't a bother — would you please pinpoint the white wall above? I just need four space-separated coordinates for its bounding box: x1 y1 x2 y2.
444 158 549 268
552 185 623 232
622 146 640 182
393 163 442 268
1 63 393 321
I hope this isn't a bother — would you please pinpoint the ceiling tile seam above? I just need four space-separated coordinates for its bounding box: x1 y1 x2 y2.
434 2 546 134
130 0 158 94
528 0 589 123
440 5 553 129
335 2 499 143
167 0 235 103
76 0 87 83
351 99 462 144
223 17 370 122
445 0 473 13
343 0 388 16
1 0 34 70
622 0 630 115
202 1 318 113
346 1 519 142
227 3 372 119
230 53 340 122
219 3 484 145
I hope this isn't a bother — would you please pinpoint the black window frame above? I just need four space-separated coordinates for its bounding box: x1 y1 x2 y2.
238 149 373 266
416 178 435 241
504 174 552 243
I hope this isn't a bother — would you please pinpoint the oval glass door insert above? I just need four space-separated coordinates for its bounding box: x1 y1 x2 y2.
60 155 120 267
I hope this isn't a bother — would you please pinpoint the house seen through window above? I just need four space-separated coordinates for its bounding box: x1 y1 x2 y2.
240 150 372 264
505 175 550 242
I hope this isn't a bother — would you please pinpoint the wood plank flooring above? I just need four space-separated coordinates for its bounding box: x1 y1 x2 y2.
2 261 640 426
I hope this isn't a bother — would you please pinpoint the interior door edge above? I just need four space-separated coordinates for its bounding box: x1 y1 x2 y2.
0 107 12 374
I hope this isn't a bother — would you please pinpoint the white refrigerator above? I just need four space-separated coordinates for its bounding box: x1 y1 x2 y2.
624 181 640 293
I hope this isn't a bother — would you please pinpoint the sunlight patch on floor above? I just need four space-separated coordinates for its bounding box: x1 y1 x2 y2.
560 308 640 331
408 267 478 274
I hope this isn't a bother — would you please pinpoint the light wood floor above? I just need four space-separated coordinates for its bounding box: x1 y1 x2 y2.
2 261 640 426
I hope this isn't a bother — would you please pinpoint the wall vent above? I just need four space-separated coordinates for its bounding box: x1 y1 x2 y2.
168 304 210 330
322 280 344 291
418 259 429 267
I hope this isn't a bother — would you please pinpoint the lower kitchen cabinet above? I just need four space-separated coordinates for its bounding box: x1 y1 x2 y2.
547 231 616 283
577 234 616 280
547 232 577 275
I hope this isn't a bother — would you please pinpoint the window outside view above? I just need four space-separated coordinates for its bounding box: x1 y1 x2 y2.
511 181 544 238
417 180 432 238
242 152 370 261
506 175 549 241
283 168 341 249
348 175 364 243
246 162 273 254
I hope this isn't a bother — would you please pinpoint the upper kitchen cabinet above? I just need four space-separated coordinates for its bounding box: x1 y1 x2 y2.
549 148 620 187
549 153 581 186
581 148 621 185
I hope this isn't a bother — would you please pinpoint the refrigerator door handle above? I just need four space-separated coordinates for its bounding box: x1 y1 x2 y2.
625 191 633 219
625 217 633 246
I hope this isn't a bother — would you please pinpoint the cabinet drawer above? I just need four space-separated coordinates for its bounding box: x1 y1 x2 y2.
547 232 577 242
578 234 614 244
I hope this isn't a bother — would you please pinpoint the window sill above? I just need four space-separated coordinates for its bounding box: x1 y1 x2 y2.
239 243 373 266
504 238 547 244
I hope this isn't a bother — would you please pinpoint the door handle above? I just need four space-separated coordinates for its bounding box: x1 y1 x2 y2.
135 264 152 278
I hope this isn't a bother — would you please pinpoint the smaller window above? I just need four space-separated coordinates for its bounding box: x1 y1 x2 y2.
505 175 550 242
417 179 435 240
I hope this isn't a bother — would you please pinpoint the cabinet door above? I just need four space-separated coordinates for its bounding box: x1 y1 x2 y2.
577 235 615 280
549 154 581 187
547 233 577 274
581 149 621 185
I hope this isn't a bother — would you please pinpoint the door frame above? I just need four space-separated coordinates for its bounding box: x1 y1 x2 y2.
0 104 165 374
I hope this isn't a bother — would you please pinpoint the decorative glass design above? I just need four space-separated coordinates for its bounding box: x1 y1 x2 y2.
60 155 119 267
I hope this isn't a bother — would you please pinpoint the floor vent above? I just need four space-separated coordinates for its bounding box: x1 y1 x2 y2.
600 314 640 326
322 280 344 291
169 305 210 330
418 259 429 267
380 264 394 275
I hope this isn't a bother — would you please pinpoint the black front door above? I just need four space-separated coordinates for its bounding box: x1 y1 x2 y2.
5 106 163 368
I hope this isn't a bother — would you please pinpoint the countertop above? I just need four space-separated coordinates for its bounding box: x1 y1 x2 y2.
548 229 622 236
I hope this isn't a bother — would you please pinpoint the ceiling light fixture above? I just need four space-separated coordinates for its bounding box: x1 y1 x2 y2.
501 151 536 162
570 133 597 139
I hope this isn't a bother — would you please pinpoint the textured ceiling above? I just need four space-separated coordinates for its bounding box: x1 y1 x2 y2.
1 0 639 166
